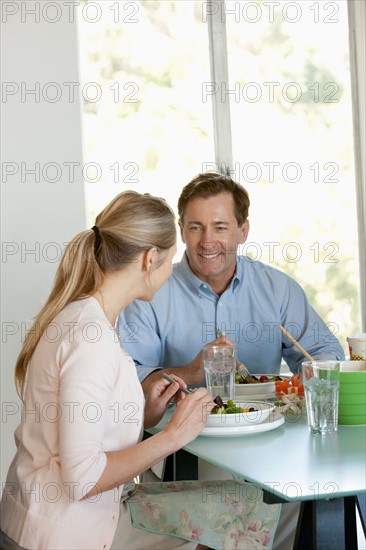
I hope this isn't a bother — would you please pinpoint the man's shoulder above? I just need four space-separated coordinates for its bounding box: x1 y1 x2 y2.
237 256 303 293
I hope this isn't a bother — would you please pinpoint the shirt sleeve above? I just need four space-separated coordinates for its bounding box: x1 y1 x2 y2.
57 321 118 501
279 277 345 373
119 301 163 382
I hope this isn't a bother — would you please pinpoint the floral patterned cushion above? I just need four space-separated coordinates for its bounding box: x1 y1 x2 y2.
127 480 281 550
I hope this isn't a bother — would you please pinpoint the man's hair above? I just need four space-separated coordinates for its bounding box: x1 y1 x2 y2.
178 172 250 226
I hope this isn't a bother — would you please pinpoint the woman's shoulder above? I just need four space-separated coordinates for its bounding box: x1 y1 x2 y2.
47 296 115 351
56 296 105 325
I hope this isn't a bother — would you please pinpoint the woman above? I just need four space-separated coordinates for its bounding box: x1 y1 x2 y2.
0 191 214 550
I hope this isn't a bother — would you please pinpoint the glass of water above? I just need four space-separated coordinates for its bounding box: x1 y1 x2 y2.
203 344 237 402
302 360 340 435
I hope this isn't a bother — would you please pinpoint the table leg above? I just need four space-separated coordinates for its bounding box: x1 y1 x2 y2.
344 496 358 549
163 450 198 481
294 497 359 550
142 433 198 482
293 501 312 549
356 493 366 536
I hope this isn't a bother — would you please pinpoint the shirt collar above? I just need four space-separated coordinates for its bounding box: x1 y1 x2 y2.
177 252 242 295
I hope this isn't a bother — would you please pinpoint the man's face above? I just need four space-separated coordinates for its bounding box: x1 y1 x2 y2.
179 192 249 294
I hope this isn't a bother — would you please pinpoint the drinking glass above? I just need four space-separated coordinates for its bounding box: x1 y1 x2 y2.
302 361 340 435
203 344 237 402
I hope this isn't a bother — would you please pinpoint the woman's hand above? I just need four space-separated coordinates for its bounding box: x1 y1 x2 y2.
144 374 189 429
163 387 214 448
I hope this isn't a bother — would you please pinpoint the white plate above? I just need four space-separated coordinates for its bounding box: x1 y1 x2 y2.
234 392 274 401
207 401 275 428
235 374 288 397
200 413 284 436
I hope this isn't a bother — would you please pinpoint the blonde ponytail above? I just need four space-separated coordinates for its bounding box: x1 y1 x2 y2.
15 191 176 398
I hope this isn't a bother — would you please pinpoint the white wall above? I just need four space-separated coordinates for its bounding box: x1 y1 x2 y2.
1 7 86 484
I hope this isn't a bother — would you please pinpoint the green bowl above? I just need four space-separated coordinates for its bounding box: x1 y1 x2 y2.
339 415 366 425
340 393 366 405
338 372 366 425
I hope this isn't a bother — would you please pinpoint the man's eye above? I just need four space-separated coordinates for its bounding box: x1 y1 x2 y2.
216 226 227 232
190 226 201 232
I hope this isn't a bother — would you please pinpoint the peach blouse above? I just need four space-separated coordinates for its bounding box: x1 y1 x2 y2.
1 298 144 550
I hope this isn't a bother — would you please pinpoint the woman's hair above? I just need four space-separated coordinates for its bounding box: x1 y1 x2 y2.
15 190 176 399
178 172 250 226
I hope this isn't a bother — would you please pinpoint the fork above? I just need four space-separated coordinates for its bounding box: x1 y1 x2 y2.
236 361 253 382
162 373 194 394
215 327 252 382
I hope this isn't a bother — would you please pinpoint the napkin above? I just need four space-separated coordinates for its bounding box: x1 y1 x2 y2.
127 480 281 550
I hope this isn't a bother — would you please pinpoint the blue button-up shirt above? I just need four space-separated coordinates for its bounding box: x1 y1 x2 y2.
119 254 345 381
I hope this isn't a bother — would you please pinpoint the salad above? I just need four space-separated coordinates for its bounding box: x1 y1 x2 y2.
211 396 257 415
235 373 283 385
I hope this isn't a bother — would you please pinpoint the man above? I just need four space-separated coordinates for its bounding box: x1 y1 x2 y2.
119 172 344 394
119 172 345 550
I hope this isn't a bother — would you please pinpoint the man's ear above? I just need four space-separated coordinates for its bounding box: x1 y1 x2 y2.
239 220 250 245
178 219 186 244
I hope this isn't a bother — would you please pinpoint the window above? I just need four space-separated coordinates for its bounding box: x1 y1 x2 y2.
225 1 360 350
78 1 213 221
78 0 361 351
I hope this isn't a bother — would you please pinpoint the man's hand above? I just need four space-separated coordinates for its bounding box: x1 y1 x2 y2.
141 334 236 395
185 334 237 384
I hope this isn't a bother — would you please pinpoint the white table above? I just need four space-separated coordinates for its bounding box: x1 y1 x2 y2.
146 408 366 549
